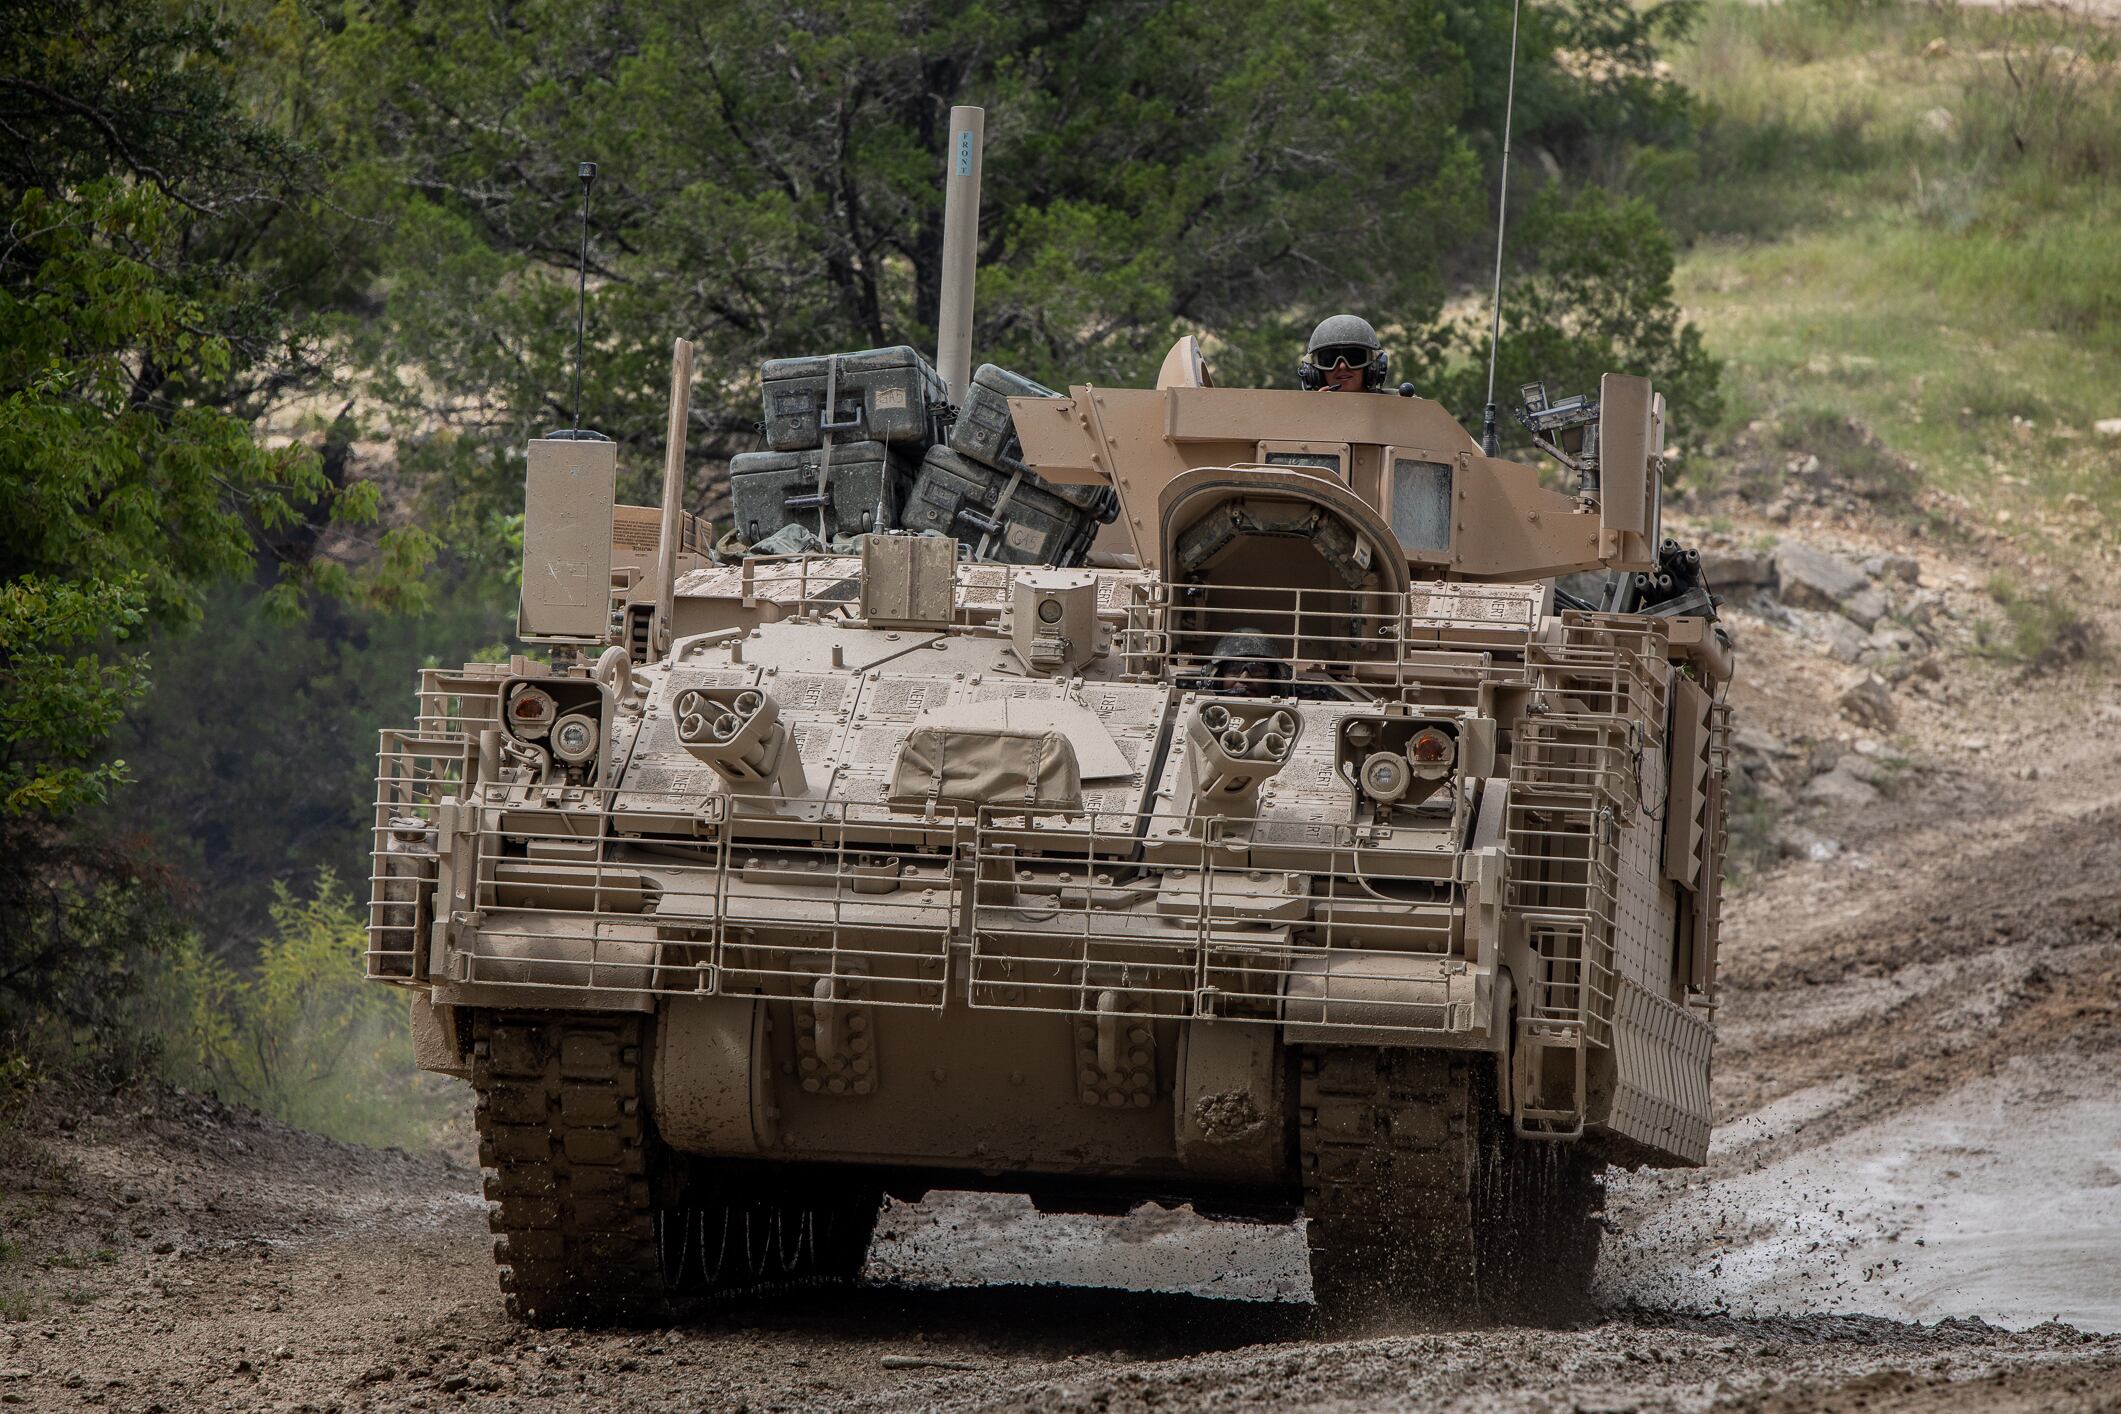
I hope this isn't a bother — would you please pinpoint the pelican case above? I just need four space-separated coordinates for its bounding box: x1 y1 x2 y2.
948 363 1064 478
760 346 944 452
903 444 1104 566
728 440 913 546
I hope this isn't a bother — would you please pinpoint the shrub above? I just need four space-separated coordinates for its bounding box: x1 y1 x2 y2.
169 875 457 1147
1772 406 1918 507
1976 576 2103 672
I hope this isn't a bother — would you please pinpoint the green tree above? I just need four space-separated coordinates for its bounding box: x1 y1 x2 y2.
1445 0 1701 180
107 577 512 952
173 875 454 1145
1419 186 1722 448
339 0 1717 544
0 3 430 1056
338 0 1483 528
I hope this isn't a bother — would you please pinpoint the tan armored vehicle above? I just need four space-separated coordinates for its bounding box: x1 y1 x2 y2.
369 116 1732 1326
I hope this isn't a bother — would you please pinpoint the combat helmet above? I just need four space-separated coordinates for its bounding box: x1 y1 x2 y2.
1299 314 1388 391
1206 628 1291 695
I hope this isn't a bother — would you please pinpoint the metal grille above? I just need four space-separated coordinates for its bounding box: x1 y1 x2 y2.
672 555 1150 628
1505 723 1624 1050
1527 613 1670 734
1116 580 1538 703
1700 699 1734 994
370 760 966 1006
1502 615 1670 1051
966 809 1464 1033
367 729 470 980
707 806 963 1008
413 666 506 742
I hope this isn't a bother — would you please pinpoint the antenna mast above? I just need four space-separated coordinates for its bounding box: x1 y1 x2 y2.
571 160 597 435
1481 0 1524 458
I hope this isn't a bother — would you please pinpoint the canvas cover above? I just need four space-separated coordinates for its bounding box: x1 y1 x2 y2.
887 722 1084 813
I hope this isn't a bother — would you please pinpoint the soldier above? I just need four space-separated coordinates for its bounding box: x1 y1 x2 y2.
1206 630 1292 697
1298 314 1388 393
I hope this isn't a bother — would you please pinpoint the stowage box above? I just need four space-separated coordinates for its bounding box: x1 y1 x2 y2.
760 346 944 452
903 444 1102 567
729 440 913 545
948 362 1061 477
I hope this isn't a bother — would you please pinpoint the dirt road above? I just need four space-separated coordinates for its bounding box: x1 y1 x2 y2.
4 516 2118 1411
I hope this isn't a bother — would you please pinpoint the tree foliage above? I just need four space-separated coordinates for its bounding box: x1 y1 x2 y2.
1418 186 1721 446
0 2 431 1056
106 579 512 950
340 0 1717 532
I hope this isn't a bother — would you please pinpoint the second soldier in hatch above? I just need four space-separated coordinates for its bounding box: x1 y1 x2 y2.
1206 630 1292 697
1299 314 1388 393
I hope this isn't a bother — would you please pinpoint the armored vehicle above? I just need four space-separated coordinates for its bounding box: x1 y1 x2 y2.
368 116 1732 1327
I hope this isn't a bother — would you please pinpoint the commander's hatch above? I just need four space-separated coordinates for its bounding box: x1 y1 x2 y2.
1156 465 1410 676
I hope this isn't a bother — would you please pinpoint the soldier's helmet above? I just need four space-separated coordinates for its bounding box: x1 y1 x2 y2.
1299 314 1388 392
1206 629 1291 696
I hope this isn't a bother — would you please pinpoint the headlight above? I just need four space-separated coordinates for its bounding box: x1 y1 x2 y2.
1360 752 1412 803
550 713 599 764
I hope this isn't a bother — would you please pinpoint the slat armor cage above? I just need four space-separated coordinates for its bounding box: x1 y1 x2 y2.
367 580 1708 1073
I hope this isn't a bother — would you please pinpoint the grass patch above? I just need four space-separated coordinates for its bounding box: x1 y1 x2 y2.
1770 403 1918 507
1682 221 2120 525
1659 1 2121 551
1975 576 2103 670
0 1292 28 1321
1867 750 1919 797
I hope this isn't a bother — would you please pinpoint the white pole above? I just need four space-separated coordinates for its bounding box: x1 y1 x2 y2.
1480 0 1525 457
936 105 985 406
654 336 694 654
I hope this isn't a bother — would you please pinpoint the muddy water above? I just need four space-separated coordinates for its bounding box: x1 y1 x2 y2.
870 1052 2121 1333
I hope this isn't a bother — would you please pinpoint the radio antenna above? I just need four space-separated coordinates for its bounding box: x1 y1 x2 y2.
1480 0 1524 458
571 160 598 435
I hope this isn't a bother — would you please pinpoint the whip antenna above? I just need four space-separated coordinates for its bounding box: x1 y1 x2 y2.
1480 0 1524 458
571 160 597 434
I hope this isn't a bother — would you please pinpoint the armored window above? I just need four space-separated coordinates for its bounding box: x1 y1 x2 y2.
1388 458 1453 553
1263 451 1344 477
